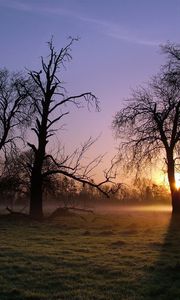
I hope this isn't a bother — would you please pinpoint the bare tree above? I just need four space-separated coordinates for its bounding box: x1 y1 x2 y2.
0 69 34 153
113 42 180 214
27 38 119 219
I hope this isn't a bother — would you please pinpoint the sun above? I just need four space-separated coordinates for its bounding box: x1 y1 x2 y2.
175 173 180 189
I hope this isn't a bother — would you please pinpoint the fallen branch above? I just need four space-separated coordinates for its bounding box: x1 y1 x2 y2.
49 206 94 219
66 206 94 213
6 207 30 218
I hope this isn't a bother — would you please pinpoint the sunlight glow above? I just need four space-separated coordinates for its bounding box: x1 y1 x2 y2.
175 173 180 189
154 171 180 190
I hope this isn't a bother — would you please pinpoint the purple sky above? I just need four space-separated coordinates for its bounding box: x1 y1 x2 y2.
0 0 180 180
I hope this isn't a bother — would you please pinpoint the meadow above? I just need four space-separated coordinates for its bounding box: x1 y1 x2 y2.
0 207 180 300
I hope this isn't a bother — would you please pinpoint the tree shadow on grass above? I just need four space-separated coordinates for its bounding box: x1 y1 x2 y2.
143 215 180 300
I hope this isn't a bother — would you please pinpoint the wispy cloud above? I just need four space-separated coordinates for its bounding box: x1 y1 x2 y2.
0 0 71 15
79 16 161 47
0 0 161 47
0 0 34 12
106 27 160 47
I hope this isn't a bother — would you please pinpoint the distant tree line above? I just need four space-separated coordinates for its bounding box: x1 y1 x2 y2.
0 163 170 211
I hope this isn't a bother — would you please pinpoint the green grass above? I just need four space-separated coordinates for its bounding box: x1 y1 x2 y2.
0 209 180 299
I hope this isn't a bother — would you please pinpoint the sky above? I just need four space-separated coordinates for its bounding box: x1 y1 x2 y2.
0 0 180 182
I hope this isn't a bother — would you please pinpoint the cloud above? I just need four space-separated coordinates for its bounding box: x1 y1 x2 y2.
106 28 160 47
79 16 161 47
0 0 161 47
0 0 34 12
0 0 77 16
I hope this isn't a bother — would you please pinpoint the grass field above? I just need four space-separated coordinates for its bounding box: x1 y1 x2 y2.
0 207 180 300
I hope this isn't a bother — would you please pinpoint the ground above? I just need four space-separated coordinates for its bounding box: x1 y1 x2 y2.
0 207 180 300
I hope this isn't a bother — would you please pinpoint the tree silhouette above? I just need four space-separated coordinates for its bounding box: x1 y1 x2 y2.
113 43 180 214
27 38 118 219
0 69 34 153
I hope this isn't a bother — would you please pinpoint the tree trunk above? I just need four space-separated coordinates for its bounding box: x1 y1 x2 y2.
29 115 47 219
167 152 180 214
172 190 180 214
29 170 43 220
